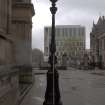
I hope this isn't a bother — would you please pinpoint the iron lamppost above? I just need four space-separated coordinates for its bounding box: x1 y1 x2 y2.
43 0 62 105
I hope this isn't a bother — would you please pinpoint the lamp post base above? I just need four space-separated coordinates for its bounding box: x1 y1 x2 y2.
43 68 62 105
43 101 62 105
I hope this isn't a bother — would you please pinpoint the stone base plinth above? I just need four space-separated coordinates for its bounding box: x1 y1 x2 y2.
19 66 34 84
0 66 19 105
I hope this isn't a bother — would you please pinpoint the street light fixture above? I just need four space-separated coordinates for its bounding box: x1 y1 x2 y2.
43 0 62 105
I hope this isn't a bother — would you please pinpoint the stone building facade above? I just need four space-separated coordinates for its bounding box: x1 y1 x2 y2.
90 16 105 69
0 0 34 105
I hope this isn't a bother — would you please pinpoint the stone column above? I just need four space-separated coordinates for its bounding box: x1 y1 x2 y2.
0 0 7 33
0 0 11 34
12 2 35 83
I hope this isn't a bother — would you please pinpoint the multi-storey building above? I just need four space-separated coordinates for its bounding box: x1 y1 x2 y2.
90 16 105 69
0 0 34 105
44 25 86 66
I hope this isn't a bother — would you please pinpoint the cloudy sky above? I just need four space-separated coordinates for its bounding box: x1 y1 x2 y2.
32 0 105 51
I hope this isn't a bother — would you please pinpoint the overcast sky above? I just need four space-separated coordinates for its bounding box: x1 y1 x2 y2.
32 0 105 51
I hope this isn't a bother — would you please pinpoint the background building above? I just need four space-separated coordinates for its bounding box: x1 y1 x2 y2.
90 16 105 69
44 25 86 66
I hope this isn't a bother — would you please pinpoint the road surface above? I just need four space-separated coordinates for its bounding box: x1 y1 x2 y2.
21 69 105 105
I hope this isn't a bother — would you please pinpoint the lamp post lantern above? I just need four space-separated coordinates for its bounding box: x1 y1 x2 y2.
43 0 62 105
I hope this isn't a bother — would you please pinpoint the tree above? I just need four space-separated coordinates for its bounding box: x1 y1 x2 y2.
32 48 44 68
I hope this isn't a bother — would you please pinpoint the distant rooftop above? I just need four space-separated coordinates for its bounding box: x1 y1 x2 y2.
45 25 85 28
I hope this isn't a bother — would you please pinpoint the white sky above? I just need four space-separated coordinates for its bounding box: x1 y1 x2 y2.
32 0 105 51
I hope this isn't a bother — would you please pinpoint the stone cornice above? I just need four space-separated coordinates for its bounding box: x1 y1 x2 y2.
12 19 32 24
12 3 35 16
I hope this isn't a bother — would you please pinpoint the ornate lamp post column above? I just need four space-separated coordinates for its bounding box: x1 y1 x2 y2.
43 0 62 105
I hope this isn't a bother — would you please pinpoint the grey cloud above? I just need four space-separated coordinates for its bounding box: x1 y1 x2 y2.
32 0 105 50
57 0 105 11
56 0 105 21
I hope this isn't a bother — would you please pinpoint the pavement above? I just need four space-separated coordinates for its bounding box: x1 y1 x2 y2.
20 69 105 105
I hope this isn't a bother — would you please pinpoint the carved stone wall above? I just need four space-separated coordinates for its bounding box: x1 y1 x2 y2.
0 1 35 105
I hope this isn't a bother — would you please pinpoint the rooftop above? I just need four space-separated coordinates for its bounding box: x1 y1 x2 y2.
45 25 85 28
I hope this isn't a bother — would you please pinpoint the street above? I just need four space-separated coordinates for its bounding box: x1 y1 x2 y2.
21 69 105 105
